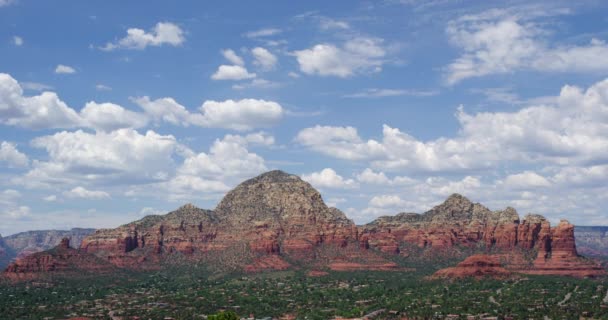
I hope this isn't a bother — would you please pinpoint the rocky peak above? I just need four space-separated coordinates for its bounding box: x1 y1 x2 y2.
427 193 490 223
215 170 347 225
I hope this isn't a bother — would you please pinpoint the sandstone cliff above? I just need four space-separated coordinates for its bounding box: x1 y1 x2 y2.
4 238 114 281
79 171 391 272
3 172 604 279
3 228 95 262
363 194 605 277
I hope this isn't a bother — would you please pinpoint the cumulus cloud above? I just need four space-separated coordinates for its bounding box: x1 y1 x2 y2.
356 168 415 186
295 125 385 161
133 96 194 126
301 168 358 189
101 22 185 51
222 49 245 66
0 141 28 167
251 47 277 70
63 186 110 199
503 171 551 189
20 129 178 188
293 37 386 77
168 133 271 199
0 73 82 129
80 102 148 131
369 195 407 208
211 65 256 80
445 10 608 84
197 99 283 131
55 64 76 74
297 77 608 172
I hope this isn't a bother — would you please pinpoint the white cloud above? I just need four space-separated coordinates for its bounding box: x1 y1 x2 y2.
232 79 280 90
369 195 407 208
13 36 23 46
0 73 82 129
344 88 439 98
168 133 271 199
211 65 256 80
133 96 195 126
101 22 185 51
298 77 608 172
503 171 551 189
43 195 57 202
293 37 386 77
63 186 110 199
551 165 608 188
0 141 28 167
80 102 148 131
319 17 350 30
251 47 278 70
55 64 76 74
197 99 283 131
356 168 415 186
295 125 385 161
95 84 112 91
21 129 178 188
301 168 358 189
445 11 608 84
222 49 244 66
244 28 282 38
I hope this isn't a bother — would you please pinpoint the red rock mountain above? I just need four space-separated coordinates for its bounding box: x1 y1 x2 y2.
3 171 605 279
3 238 115 281
78 170 393 272
362 194 604 277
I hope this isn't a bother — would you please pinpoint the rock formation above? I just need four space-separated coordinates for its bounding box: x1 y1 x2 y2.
3 172 604 279
3 238 114 281
79 171 392 272
432 255 512 279
0 228 95 269
363 195 605 278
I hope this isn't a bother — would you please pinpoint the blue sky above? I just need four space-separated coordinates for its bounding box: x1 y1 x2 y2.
1 0 608 235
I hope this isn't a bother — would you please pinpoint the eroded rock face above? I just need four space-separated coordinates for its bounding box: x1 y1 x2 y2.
3 238 114 281
362 194 605 277
432 254 512 279
5 173 601 279
528 220 605 277
1 228 96 266
79 171 372 271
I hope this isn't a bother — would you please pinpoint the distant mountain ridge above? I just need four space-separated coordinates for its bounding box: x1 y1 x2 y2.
0 228 95 269
575 226 608 257
2 171 606 280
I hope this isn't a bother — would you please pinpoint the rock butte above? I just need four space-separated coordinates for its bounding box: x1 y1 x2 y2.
431 254 512 279
3 170 605 279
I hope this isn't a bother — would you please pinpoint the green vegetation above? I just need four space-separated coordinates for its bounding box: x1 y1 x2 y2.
1 266 608 319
